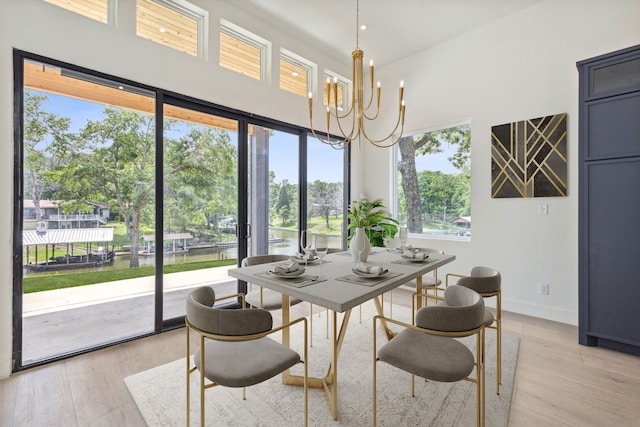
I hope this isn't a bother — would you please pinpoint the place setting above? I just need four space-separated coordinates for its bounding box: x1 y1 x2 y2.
392 246 438 266
255 260 327 288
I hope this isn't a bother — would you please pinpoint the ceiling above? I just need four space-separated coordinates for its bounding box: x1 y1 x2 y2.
240 0 542 67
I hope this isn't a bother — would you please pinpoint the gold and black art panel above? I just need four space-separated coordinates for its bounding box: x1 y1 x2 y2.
491 113 567 198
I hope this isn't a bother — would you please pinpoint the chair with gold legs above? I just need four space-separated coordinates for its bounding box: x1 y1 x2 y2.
373 285 486 426
447 266 502 394
186 286 308 427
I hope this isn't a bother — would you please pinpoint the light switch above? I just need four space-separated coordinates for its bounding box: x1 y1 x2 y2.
539 204 548 215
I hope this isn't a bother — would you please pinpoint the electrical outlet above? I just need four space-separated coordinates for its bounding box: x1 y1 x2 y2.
539 204 548 215
539 283 550 295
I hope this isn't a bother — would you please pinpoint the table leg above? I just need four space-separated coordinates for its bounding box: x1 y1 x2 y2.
415 275 424 309
281 295 351 420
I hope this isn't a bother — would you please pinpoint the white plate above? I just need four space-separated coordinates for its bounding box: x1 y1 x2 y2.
401 254 429 262
290 256 320 264
269 268 305 278
351 268 389 278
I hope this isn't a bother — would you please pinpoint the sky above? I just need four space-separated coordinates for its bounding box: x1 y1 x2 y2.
35 91 461 185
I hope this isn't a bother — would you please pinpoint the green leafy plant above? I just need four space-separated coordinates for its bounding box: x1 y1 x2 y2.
347 198 399 247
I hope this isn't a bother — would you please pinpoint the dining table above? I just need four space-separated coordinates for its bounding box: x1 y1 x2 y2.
227 248 456 420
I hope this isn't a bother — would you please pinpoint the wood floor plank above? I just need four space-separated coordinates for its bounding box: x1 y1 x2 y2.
1 290 640 426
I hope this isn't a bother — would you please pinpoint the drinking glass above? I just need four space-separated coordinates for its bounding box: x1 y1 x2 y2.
315 234 328 274
399 226 408 249
300 230 312 268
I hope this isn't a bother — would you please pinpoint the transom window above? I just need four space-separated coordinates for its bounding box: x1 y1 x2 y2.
279 49 314 97
136 0 208 58
220 20 270 81
43 0 110 23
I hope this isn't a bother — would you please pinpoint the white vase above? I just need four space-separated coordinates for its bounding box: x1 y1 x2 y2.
349 227 371 263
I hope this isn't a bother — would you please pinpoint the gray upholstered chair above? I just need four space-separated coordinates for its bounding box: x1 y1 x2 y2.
243 254 303 310
185 286 308 427
373 285 486 427
446 266 502 394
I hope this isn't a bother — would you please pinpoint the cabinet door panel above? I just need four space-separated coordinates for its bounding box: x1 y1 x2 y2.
587 93 640 159
586 159 640 343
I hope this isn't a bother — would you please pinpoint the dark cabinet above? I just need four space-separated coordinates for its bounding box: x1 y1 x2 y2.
578 44 640 356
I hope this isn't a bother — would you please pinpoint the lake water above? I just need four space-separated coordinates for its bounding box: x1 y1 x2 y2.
24 228 344 275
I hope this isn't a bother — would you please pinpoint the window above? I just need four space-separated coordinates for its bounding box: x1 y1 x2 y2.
220 20 271 81
279 49 314 97
136 0 208 58
323 71 349 111
395 123 471 240
43 0 110 23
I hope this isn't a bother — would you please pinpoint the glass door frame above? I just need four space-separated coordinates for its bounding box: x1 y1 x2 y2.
11 49 350 372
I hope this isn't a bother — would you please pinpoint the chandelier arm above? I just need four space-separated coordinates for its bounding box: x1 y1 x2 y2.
360 111 405 146
333 109 357 142
308 124 346 148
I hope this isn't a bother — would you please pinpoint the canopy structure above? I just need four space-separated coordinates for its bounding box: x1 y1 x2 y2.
141 232 193 253
23 228 114 245
23 228 115 272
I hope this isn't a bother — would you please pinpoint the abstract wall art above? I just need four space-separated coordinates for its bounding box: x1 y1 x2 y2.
491 113 567 198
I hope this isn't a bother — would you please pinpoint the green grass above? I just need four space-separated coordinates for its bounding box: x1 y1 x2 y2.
23 259 237 294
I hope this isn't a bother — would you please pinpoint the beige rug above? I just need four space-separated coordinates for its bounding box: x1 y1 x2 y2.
125 301 519 426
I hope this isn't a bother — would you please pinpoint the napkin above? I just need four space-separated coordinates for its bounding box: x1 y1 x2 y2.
293 252 315 261
403 249 428 260
273 260 301 273
355 263 385 275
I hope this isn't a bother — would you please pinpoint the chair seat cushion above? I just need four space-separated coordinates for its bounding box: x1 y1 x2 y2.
378 329 475 382
246 289 302 310
483 309 495 327
194 337 300 387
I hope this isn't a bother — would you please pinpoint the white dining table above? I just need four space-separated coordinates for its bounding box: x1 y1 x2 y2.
227 249 456 420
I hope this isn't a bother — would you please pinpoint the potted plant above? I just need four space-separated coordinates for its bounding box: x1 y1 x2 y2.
347 198 399 248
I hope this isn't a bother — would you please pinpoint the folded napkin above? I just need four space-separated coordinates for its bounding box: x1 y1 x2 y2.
403 249 428 260
293 252 315 261
273 261 301 273
355 263 385 275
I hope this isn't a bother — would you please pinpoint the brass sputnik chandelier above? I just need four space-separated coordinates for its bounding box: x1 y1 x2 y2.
308 0 406 148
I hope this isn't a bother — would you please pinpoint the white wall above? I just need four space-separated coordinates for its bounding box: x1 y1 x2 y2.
363 0 640 325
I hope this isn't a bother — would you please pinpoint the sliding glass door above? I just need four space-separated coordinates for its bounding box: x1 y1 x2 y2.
161 102 240 321
247 124 300 257
19 58 157 364
13 52 349 371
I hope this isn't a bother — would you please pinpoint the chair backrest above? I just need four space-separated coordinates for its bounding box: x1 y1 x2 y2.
458 266 501 293
186 286 273 336
415 285 484 332
241 254 290 267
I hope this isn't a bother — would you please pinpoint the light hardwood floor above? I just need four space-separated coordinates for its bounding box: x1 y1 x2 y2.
1 290 640 426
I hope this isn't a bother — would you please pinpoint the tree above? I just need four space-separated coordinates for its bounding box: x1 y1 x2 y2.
275 180 294 225
308 180 342 228
44 107 237 268
397 126 470 233
23 90 74 218
163 125 237 236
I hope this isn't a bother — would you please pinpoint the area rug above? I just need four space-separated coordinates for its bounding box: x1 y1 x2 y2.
125 301 519 426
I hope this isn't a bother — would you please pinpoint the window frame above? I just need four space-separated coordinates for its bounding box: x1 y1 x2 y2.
279 48 316 98
219 19 272 83
391 120 472 242
136 0 209 59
